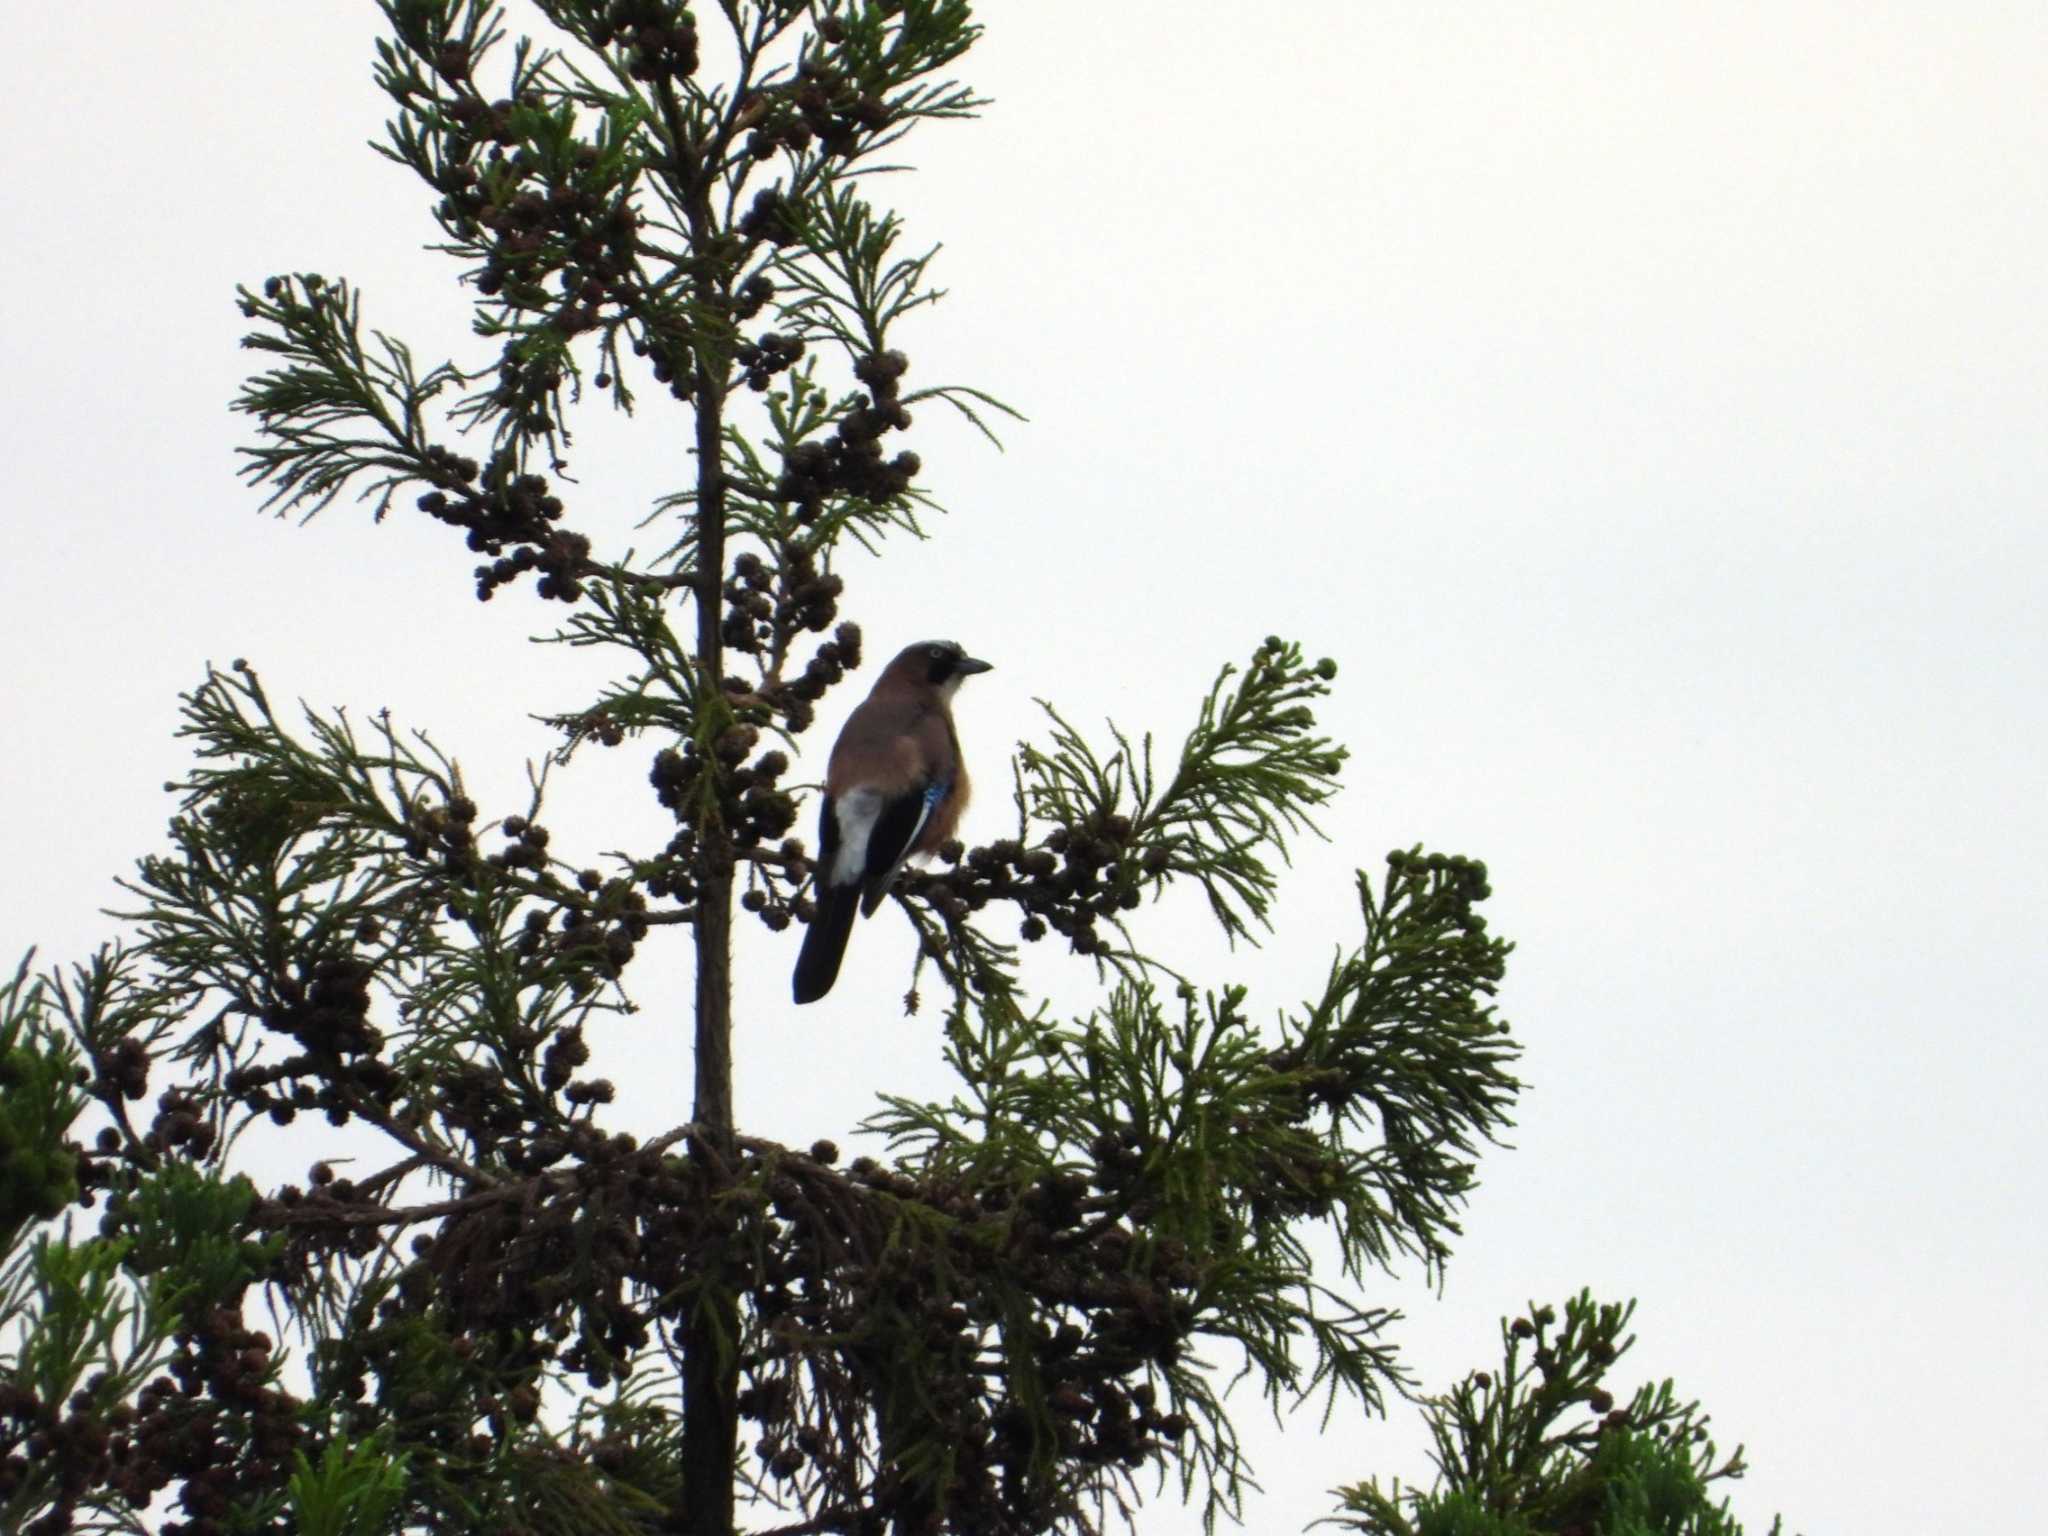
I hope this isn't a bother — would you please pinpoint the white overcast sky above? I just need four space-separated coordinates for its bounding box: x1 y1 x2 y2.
6 3 2045 1532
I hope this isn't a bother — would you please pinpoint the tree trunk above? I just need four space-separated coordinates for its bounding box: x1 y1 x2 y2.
683 332 739 1536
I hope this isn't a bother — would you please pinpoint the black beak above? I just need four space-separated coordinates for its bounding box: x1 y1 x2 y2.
956 655 993 676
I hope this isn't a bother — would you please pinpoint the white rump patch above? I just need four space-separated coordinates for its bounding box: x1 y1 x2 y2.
830 788 884 888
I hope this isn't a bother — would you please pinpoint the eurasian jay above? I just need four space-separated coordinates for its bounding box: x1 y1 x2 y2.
792 639 992 1005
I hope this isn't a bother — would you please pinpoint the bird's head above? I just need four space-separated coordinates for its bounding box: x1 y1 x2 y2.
884 639 993 700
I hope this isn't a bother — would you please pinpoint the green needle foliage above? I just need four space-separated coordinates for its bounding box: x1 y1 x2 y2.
2 5 1554 1536
1330 1293 1795 1536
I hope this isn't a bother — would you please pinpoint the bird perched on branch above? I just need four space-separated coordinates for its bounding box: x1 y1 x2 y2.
792 639 992 1005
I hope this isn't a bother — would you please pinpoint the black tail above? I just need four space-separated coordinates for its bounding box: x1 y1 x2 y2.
792 883 861 1004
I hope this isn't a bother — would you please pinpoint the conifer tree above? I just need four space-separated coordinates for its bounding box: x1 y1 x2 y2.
0 5 1524 1534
